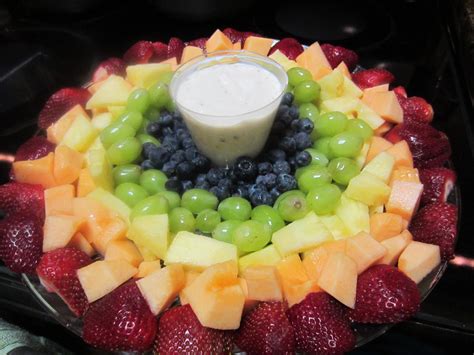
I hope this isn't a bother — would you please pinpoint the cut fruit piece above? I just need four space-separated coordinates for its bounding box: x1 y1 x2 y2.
72 197 110 242
342 75 363 98
272 212 333 257
43 215 85 252
77 259 137 303
13 152 56 188
161 57 178 71
296 42 332 80
385 140 413 168
86 148 114 192
87 188 131 223
356 101 385 130
321 97 359 116
390 167 420 185
362 84 389 96
362 151 395 183
317 252 357 308
269 50 298 71
243 36 274 56
362 91 403 123
92 217 128 255
86 75 133 109
370 213 404 242
345 232 387 274
137 244 158 262
356 142 370 168
182 261 244 330
91 112 113 131
179 271 201 305
374 121 393 136
385 181 423 221
335 194 370 235
238 244 282 273
128 214 170 259
316 68 344 101
302 247 330 282
345 171 391 206
53 145 84 185
180 46 204 64
321 239 348 254
77 168 96 197
135 260 162 279
105 239 143 267
68 232 95 257
242 265 283 302
126 62 172 88
398 241 441 283
377 230 413 265
165 231 238 271
46 105 88 144
206 29 233 52
336 61 351 79
45 184 75 216
233 41 242 50
238 278 258 313
61 114 98 153
366 137 393 163
319 215 351 240
137 264 185 315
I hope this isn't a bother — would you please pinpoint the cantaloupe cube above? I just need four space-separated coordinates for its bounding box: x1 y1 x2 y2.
390 167 420 185
296 42 332 80
135 260 162 279
126 63 172 88
73 197 111 242
238 278 258 313
242 265 283 302
161 57 178 71
92 217 128 255
345 232 387 274
366 137 393 163
317 252 357 308
238 244 282 273
105 239 143 267
206 29 233 52
302 247 330 282
374 121 393 137
398 241 441 283
243 36 274 56
386 181 423 221
362 84 389 96
53 145 84 185
181 46 203 64
319 215 351 240
77 259 137 303
13 152 56 188
362 151 395 183
45 184 75 216
356 101 386 130
370 212 404 241
322 239 348 253
43 215 85 252
77 168 96 197
376 230 412 265
233 41 242 50
345 171 391 206
335 194 370 235
385 140 413 168
86 75 133 109
179 271 200 305
47 105 88 144
137 264 185 315
182 261 245 330
68 232 95 257
362 91 403 123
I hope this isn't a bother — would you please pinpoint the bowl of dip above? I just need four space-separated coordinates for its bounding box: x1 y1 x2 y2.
170 50 288 167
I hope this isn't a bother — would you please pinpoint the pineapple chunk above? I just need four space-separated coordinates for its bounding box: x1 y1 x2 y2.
61 114 98 153
268 50 298 71
126 63 173 88
86 75 133 109
362 151 395 183
86 148 113 192
91 112 114 131
319 215 351 240
341 76 363 98
321 97 359 115
356 101 385 129
335 194 370 235
87 188 131 223
317 68 345 101
238 244 282 273
356 142 370 168
345 172 391 206
128 214 170 259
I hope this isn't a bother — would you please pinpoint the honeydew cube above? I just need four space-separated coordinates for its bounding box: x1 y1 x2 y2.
136 244 158 262
272 212 333 257
61 114 98 153
128 214 170 260
243 36 274 56
362 151 395 183
317 68 344 101
87 188 131 223
238 244 282 273
126 63 172 88
43 215 85 252
165 231 238 271
86 148 114 192
268 50 298 71
319 215 351 240
377 230 413 265
335 194 370 235
47 105 88 144
398 241 441 283
345 172 391 206
104 239 143 267
242 265 283 302
86 75 133 109
135 260 162 278
321 97 359 115
206 29 233 52
91 112 114 131
345 232 387 274
44 184 75 216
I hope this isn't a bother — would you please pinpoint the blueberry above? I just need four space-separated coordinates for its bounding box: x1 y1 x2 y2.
149 147 171 168
185 148 199 162
176 161 194 179
281 92 294 106
290 119 300 131
182 137 195 149
144 107 161 121
288 106 299 119
234 157 258 182
218 178 233 191
195 174 208 185
248 183 266 197
267 149 286 163
142 142 157 159
288 156 297 171
141 159 154 171
256 173 277 189
271 120 286 133
276 173 297 192
210 186 230 201
161 161 177 177
234 184 249 199
258 162 273 175
162 135 179 149
294 132 312 150
277 104 290 117
250 188 273 206
172 111 183 121
181 180 194 191
165 178 182 193
192 154 210 172
161 126 173 137
146 121 161 135
159 112 173 127
279 136 296 153
295 150 312 167
195 181 210 190
207 167 226 186
269 187 281 202
273 160 291 175
170 150 186 164
298 118 314 134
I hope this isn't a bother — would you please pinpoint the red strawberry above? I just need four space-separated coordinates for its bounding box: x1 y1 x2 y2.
123 40 154 64
268 38 304 61
419 167 457 205
236 301 295 355
154 304 234 354
0 213 43 273
410 202 458 260
152 41 168 62
286 292 355 354
187 37 208 50
83 281 156 352
393 85 407 98
396 94 434 124
385 121 451 168
92 57 126 82
349 265 420 323
321 43 359 71
222 28 260 44
0 182 45 222
15 136 55 162
352 68 395 90
38 88 91 129
167 37 185 62
36 248 92 316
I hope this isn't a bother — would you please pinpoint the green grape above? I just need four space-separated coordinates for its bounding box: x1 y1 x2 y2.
196 209 221 233
307 184 342 215
346 118 373 141
137 118 150 135
113 164 141 185
156 191 181 210
250 205 285 233
299 102 319 120
294 80 321 104
329 132 363 158
117 111 143 131
165 99 175 112
297 165 332 193
328 157 360 185
149 82 171 109
127 88 151 114
232 220 271 253
212 220 241 244
115 182 149 207
139 169 168 194
181 189 219 214
305 148 329 167
160 71 174 85
313 137 333 159
287 67 313 87
107 137 142 165
285 85 294 93
169 207 195 233
137 134 160 146
100 122 135 148
144 106 161 122
275 190 309 222
218 197 252 221
130 195 169 220
314 111 348 137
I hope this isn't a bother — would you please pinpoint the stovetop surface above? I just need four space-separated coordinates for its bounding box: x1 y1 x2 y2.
1 0 474 353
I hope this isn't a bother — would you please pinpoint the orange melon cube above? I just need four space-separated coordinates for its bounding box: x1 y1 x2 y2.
390 167 420 185
398 241 441 283
296 42 332 80
243 36 274 56
317 252 357 308
386 181 423 221
370 212 404 241
321 239 347 254
302 247 330 282
68 232 95 257
47 105 88 144
363 84 389 95
137 264 185 315
374 122 393 137
53 145 84 185
182 260 245 330
336 61 351 79
105 239 143 267
77 259 137 303
43 215 85 252
72 197 110 242
181 46 203 64
233 41 242 50
161 57 178 70
238 278 258 313
206 29 233 52
345 232 387 274
135 260 162 279
77 168 96 197
13 152 56 188
366 137 393 162
44 184 75 216
362 91 403 123
92 217 127 255
179 271 201 305
385 140 413 168
242 265 283 302
376 230 412 265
